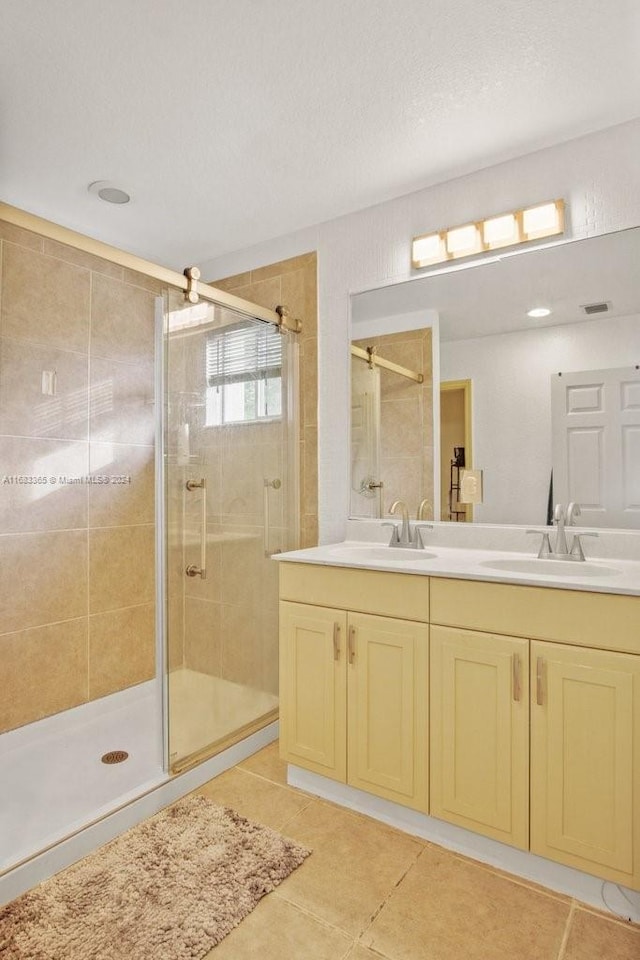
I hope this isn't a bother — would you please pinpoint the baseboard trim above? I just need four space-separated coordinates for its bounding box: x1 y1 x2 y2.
288 764 640 924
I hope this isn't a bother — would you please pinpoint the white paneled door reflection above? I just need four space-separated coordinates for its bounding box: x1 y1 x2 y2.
551 366 640 528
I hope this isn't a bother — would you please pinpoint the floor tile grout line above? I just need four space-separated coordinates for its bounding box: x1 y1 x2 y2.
271 889 358 942
356 842 428 944
556 900 576 960
576 901 640 931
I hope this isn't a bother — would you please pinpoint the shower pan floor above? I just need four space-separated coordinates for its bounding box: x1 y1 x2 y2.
168 668 279 765
0 681 165 874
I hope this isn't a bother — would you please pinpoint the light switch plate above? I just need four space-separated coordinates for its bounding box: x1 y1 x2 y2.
459 469 483 504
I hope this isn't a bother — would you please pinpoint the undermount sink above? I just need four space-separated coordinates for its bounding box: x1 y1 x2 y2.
480 558 620 578
328 546 437 562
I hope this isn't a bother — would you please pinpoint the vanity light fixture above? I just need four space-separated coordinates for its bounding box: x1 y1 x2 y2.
527 307 552 319
412 199 564 268
445 223 482 257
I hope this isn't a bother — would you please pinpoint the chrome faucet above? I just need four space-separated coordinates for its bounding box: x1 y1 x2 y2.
384 499 432 549
389 499 411 545
527 501 598 561
417 499 431 521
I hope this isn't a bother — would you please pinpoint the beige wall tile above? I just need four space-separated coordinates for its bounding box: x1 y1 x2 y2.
89 602 155 699
89 524 155 613
0 530 87 634
184 533 222 602
0 338 89 440
90 274 156 364
0 437 88 532
228 277 281 313
120 267 164 295
303 425 318 518
1 243 90 352
167 593 185 671
42 239 124 280
301 514 318 548
380 397 423 460
206 270 252 291
221 603 262 688
88 442 155 527
0 221 44 252
184 597 222 675
89 357 154 444
220 531 263 611
0 617 88 733
215 251 318 555
301 337 317 428
251 252 316 284
380 457 423 516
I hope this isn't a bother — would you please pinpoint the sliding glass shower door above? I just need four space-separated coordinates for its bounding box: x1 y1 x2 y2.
164 290 298 771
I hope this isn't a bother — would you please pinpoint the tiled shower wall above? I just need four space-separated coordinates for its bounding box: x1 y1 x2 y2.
0 219 158 734
212 252 318 548
352 327 434 519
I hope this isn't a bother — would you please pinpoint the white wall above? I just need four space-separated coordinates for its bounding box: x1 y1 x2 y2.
200 118 640 543
441 313 640 525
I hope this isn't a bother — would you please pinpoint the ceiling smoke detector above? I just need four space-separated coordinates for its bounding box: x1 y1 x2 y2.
88 180 131 204
580 301 611 316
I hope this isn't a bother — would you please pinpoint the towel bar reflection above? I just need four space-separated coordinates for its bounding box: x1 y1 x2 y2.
185 477 207 579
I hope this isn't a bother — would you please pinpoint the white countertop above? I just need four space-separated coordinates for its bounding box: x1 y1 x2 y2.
275 540 640 596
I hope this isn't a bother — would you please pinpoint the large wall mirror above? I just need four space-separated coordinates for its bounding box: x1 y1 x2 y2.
350 227 640 529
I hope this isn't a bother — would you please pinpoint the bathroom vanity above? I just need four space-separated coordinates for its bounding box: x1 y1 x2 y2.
277 536 640 893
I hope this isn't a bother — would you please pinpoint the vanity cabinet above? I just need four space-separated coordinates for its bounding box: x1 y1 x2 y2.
430 626 530 850
279 564 640 890
278 602 347 781
431 578 640 889
530 640 640 887
279 563 430 813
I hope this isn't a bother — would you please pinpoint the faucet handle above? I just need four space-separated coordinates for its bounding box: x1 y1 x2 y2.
526 529 552 559
413 523 433 549
569 531 598 561
382 521 400 545
553 503 566 523
566 502 581 526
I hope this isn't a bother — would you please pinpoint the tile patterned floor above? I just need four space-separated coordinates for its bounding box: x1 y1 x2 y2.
197 743 640 960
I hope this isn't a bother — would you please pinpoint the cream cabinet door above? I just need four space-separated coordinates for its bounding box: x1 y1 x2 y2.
531 640 640 889
279 601 347 782
347 612 429 812
430 626 529 849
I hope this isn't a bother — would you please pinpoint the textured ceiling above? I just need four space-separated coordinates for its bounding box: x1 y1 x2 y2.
2 0 640 267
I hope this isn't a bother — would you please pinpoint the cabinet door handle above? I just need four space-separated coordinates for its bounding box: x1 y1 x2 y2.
536 657 545 706
348 625 356 665
512 653 521 702
333 623 341 661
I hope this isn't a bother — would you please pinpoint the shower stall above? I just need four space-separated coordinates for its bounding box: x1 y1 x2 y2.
0 206 301 901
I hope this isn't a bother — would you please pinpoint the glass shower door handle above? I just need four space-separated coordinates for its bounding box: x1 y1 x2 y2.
185 478 207 579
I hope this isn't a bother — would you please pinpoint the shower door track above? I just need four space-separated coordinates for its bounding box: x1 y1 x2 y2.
170 708 280 775
0 202 301 334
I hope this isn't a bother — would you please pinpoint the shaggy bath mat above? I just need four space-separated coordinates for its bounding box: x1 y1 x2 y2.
0 794 310 959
